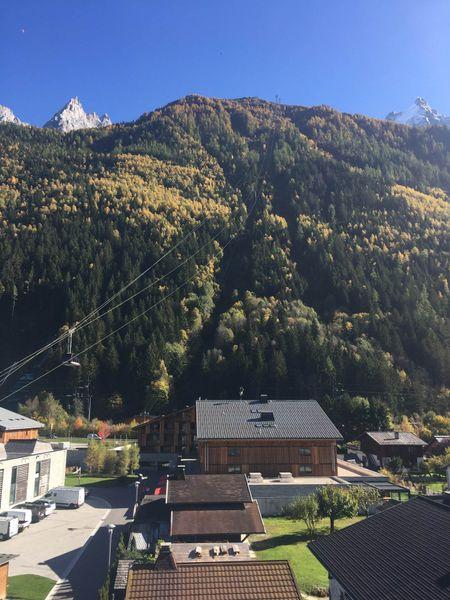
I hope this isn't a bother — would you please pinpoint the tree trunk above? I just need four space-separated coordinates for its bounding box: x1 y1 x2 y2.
330 514 335 533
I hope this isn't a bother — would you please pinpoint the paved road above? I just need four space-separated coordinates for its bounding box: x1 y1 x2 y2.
1 497 109 580
49 485 135 600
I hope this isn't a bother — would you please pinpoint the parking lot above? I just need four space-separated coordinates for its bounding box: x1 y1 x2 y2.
0 495 110 581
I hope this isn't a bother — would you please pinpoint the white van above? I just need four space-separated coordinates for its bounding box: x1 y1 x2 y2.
0 516 19 540
4 509 32 531
45 486 85 508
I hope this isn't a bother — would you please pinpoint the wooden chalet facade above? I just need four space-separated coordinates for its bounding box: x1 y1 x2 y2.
135 406 196 456
198 439 338 477
197 399 342 477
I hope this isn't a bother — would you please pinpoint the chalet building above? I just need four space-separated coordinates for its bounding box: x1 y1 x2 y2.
309 494 450 600
0 407 43 443
134 405 196 460
121 543 302 600
359 431 427 468
196 398 342 477
0 408 66 510
166 471 265 542
426 435 450 456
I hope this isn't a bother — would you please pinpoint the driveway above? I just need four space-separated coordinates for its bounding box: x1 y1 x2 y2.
49 485 135 600
1 496 110 581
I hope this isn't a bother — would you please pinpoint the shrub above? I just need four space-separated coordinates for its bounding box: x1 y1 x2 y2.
286 494 320 538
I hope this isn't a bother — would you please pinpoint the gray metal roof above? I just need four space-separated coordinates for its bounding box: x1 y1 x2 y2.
196 399 342 440
364 431 427 446
0 407 43 431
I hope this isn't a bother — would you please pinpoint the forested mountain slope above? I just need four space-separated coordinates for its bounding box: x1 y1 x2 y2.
0 96 448 421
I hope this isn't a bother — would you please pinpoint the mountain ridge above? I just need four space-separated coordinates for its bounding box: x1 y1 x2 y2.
0 96 448 419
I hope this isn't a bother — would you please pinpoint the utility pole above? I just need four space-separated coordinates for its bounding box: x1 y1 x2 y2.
85 374 92 421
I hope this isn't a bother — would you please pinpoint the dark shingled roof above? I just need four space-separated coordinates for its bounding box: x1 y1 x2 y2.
0 553 16 566
125 560 302 599
166 474 252 505
114 559 134 591
363 431 427 446
196 399 342 440
170 502 265 537
308 496 450 600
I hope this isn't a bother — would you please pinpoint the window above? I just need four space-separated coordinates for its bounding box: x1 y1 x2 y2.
299 465 313 474
9 467 17 505
34 461 41 497
299 448 312 457
228 447 240 457
228 465 241 473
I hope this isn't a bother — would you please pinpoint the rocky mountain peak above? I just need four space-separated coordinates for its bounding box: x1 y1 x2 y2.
386 97 450 128
44 97 112 132
0 104 23 125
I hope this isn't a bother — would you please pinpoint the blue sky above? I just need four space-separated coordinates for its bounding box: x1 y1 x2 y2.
1 0 450 125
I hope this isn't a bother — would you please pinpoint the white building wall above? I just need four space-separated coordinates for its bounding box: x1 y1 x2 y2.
0 449 67 510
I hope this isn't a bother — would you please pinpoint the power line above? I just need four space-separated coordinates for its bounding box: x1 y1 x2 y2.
0 154 257 382
0 128 276 403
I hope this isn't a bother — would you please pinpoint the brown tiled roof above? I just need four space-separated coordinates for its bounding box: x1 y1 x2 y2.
166 474 252 505
170 502 265 537
125 560 301 599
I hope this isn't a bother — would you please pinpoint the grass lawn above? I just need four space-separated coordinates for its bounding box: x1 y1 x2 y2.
65 473 138 488
250 516 363 594
426 481 446 493
8 574 55 600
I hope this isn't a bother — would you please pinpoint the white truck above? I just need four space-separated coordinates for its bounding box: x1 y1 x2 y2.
0 516 19 540
45 486 85 508
3 509 32 531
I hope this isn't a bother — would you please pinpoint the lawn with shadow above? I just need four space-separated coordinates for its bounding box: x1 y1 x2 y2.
250 516 363 594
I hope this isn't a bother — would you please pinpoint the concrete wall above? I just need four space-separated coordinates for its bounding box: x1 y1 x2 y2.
251 484 325 516
65 447 87 468
0 449 67 510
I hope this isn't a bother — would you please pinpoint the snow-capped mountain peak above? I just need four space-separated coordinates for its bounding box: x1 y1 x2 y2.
44 97 112 132
0 104 23 125
386 97 450 128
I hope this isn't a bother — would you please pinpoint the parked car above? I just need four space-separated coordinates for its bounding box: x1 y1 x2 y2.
87 433 101 440
2 509 32 531
16 502 46 523
31 499 56 516
45 486 85 508
0 516 19 540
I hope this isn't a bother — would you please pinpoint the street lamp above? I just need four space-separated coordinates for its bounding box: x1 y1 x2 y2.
134 480 140 505
107 524 116 570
